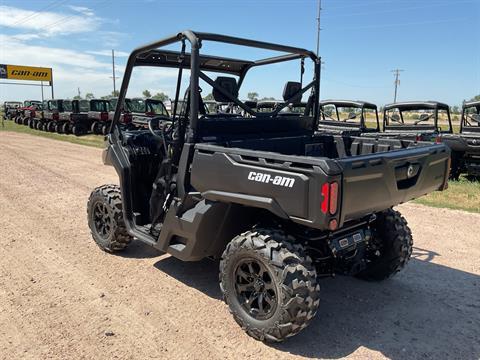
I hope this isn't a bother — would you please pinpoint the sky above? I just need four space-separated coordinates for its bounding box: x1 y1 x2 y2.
0 0 479 107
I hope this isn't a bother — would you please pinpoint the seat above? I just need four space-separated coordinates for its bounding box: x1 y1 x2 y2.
283 81 302 104
212 77 238 103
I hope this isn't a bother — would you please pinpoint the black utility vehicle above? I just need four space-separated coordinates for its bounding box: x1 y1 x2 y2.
453 100 480 178
318 100 380 135
87 31 450 342
58 99 91 135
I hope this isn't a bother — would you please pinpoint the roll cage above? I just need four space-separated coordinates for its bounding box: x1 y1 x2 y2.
111 30 321 143
318 100 379 130
383 101 452 132
461 100 480 131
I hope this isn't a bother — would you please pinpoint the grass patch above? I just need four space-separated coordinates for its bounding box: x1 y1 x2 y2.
0 118 105 148
414 178 480 214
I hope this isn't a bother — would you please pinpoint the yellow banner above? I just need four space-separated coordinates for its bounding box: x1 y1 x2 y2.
0 64 52 83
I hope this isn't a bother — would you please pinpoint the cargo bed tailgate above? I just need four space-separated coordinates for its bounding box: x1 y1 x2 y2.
337 143 449 224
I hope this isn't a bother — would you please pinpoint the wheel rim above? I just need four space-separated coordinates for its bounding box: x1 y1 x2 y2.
92 201 113 239
233 258 278 320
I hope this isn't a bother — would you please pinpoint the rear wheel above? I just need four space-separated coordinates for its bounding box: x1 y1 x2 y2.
62 122 70 134
91 121 99 134
72 124 81 136
356 209 413 281
87 184 132 252
101 123 109 135
220 229 320 342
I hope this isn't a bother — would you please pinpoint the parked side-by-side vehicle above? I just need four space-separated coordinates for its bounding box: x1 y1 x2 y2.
318 100 380 136
86 31 450 342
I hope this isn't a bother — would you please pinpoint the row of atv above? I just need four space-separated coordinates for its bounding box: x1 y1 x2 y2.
5 98 169 136
314 99 480 180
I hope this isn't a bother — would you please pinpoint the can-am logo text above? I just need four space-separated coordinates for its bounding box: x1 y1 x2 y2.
247 171 295 188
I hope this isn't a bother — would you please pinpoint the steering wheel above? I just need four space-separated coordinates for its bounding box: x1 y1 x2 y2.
414 113 432 125
148 116 172 138
148 116 173 154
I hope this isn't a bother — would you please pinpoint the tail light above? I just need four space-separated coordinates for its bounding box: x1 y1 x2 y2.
123 112 132 124
435 135 442 143
321 181 339 215
100 112 108 121
53 113 59 120
415 135 422 142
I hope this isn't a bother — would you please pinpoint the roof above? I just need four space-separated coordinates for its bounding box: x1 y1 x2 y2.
384 101 450 111
319 100 377 109
463 100 480 108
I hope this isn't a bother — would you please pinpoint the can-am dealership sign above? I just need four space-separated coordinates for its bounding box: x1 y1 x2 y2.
0 64 52 84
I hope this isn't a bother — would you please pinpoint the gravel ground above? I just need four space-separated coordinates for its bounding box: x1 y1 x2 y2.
0 132 478 360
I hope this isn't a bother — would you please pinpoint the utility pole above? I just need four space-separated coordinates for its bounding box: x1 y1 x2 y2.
111 49 119 94
316 0 322 57
77 87 81 98
391 69 404 103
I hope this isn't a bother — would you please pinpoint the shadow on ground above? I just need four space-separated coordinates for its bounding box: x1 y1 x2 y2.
151 247 479 359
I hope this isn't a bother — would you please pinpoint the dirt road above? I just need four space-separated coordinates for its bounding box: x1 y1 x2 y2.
0 132 478 360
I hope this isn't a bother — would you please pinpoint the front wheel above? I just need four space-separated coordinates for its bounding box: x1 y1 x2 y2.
87 184 132 252
356 209 413 281
220 229 320 342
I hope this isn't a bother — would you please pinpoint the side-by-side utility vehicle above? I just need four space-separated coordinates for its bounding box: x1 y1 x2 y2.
3 101 22 120
14 100 42 125
443 101 480 179
318 100 380 136
58 99 91 135
87 31 450 342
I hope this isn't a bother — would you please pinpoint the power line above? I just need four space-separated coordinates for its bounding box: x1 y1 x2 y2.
391 69 404 103
9 0 69 27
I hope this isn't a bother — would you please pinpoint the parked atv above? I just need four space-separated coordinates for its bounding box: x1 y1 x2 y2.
87 31 450 342
3 101 22 121
59 99 91 135
318 100 380 136
16 100 42 125
443 100 480 179
89 99 112 135
40 99 65 132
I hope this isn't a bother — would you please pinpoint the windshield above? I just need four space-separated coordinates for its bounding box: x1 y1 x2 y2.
90 100 108 112
146 100 169 115
319 104 377 127
79 100 90 112
385 108 440 127
63 100 73 112
463 105 480 128
129 98 147 113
